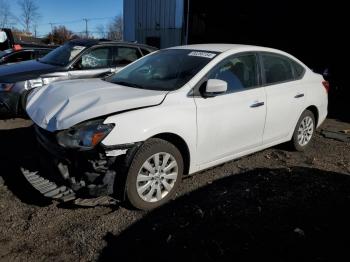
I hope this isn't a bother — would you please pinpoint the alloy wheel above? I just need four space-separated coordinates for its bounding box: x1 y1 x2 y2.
136 152 178 203
297 116 314 146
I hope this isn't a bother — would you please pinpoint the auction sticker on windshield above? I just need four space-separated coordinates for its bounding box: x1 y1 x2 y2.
188 51 216 59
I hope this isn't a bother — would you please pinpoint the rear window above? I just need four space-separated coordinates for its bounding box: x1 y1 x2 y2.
291 60 305 79
6 51 33 63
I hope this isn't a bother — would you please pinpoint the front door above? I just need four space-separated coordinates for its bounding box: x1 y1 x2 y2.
195 53 266 166
68 46 113 79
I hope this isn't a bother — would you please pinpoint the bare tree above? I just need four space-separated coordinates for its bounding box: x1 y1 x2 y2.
0 0 14 28
107 15 123 40
17 0 41 33
96 24 106 39
44 25 76 44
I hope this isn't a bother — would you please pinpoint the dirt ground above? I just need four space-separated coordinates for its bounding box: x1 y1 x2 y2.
0 118 349 261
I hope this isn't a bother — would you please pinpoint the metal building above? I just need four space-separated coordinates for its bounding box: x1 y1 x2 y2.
123 0 187 48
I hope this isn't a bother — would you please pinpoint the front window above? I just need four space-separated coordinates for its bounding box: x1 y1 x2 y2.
106 49 219 91
208 54 259 92
38 43 86 66
73 47 112 69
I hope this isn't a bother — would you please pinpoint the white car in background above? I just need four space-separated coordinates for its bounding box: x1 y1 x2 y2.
24 44 328 210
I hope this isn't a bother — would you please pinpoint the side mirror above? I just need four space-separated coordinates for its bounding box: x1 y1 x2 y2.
202 79 227 97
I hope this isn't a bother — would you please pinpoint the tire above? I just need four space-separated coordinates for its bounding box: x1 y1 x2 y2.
125 138 183 210
291 110 315 151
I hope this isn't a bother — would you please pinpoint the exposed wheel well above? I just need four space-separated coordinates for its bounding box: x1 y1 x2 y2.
306 105 319 126
152 133 191 175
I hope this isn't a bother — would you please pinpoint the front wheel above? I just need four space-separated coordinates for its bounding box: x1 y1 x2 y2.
125 138 183 210
291 110 315 151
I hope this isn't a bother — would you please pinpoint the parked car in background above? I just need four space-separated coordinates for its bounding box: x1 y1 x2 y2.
1 28 56 51
0 39 157 118
23 44 328 210
0 47 54 65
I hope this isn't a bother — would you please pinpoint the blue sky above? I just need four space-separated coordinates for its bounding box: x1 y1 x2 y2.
8 0 123 37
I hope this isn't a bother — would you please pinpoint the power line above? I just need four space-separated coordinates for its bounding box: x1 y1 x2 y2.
38 17 115 27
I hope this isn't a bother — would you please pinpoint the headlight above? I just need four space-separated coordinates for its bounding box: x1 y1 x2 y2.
56 120 115 150
0 83 15 91
24 77 59 90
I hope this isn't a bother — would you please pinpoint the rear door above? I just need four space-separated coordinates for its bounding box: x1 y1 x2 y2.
68 46 114 79
260 52 306 144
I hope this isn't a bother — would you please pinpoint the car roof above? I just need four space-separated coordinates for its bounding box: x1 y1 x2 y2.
67 38 158 51
19 47 54 51
167 44 291 56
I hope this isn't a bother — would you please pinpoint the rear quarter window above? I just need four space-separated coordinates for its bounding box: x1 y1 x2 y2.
140 48 151 56
291 60 305 79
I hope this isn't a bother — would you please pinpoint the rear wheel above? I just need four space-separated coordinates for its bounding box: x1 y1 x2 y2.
291 110 315 151
125 138 183 210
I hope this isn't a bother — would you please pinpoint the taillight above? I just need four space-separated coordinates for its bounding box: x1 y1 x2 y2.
322 80 330 93
13 44 22 51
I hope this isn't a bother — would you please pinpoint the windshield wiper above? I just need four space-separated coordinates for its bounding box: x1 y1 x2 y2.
113 81 144 89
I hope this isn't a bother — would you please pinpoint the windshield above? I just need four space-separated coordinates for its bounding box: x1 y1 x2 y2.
38 43 86 66
106 49 219 91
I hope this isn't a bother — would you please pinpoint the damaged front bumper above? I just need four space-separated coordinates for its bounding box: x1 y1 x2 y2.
22 125 141 205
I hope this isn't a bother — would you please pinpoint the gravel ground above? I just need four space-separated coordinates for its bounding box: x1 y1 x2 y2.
0 118 349 261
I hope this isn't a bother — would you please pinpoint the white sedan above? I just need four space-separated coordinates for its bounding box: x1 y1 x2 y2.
25 44 328 210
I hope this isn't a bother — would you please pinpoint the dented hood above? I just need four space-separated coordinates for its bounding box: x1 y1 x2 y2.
26 78 167 131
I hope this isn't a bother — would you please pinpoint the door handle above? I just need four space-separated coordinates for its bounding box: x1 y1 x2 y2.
294 93 304 98
250 101 265 108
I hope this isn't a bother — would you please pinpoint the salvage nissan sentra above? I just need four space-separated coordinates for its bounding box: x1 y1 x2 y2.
24 44 328 210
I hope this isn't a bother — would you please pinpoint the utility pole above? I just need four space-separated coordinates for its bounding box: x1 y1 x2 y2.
49 22 54 44
83 18 89 38
33 24 37 38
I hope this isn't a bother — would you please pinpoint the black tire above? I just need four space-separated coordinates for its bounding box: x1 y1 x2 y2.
290 110 315 151
125 138 183 210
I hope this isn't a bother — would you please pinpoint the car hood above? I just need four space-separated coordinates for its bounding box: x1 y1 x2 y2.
26 78 168 131
0 60 60 83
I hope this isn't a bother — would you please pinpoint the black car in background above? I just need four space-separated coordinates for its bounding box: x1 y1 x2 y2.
0 39 157 118
0 47 54 65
